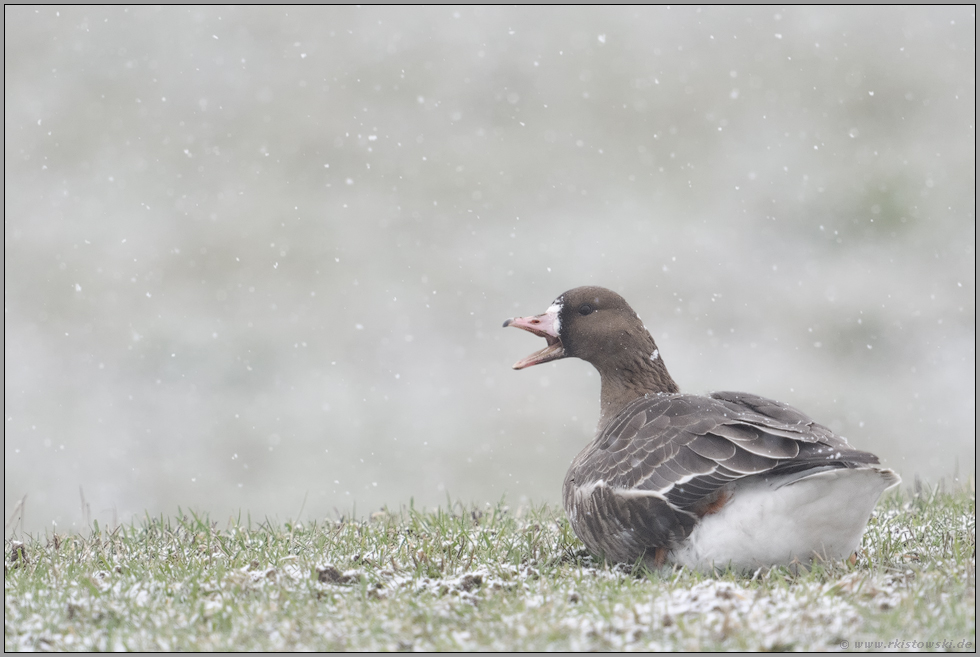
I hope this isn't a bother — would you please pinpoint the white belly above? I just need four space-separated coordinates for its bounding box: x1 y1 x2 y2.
672 467 900 573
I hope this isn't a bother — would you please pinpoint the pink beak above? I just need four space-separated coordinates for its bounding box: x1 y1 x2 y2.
503 308 565 369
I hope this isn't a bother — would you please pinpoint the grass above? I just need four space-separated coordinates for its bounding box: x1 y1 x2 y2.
4 483 975 651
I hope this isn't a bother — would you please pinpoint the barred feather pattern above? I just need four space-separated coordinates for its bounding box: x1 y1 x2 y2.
562 390 880 566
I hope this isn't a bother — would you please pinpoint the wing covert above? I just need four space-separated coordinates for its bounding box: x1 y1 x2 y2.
567 391 882 518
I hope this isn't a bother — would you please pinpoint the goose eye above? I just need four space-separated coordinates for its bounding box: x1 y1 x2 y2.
578 303 595 316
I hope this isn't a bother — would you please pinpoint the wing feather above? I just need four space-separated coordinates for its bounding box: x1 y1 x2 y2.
563 391 884 559
686 433 737 460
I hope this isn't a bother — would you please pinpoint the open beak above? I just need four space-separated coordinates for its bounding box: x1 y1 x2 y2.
503 307 565 369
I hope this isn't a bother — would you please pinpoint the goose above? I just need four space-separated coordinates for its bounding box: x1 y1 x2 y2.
504 286 900 572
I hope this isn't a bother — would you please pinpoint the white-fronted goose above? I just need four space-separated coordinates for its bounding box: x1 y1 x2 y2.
504 286 900 572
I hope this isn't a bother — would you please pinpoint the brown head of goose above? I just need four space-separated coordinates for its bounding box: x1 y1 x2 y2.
504 286 900 572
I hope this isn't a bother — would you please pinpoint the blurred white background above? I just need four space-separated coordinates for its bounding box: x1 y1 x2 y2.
5 6 975 534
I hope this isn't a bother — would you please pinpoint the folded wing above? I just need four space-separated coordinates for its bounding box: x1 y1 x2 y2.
563 391 882 561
